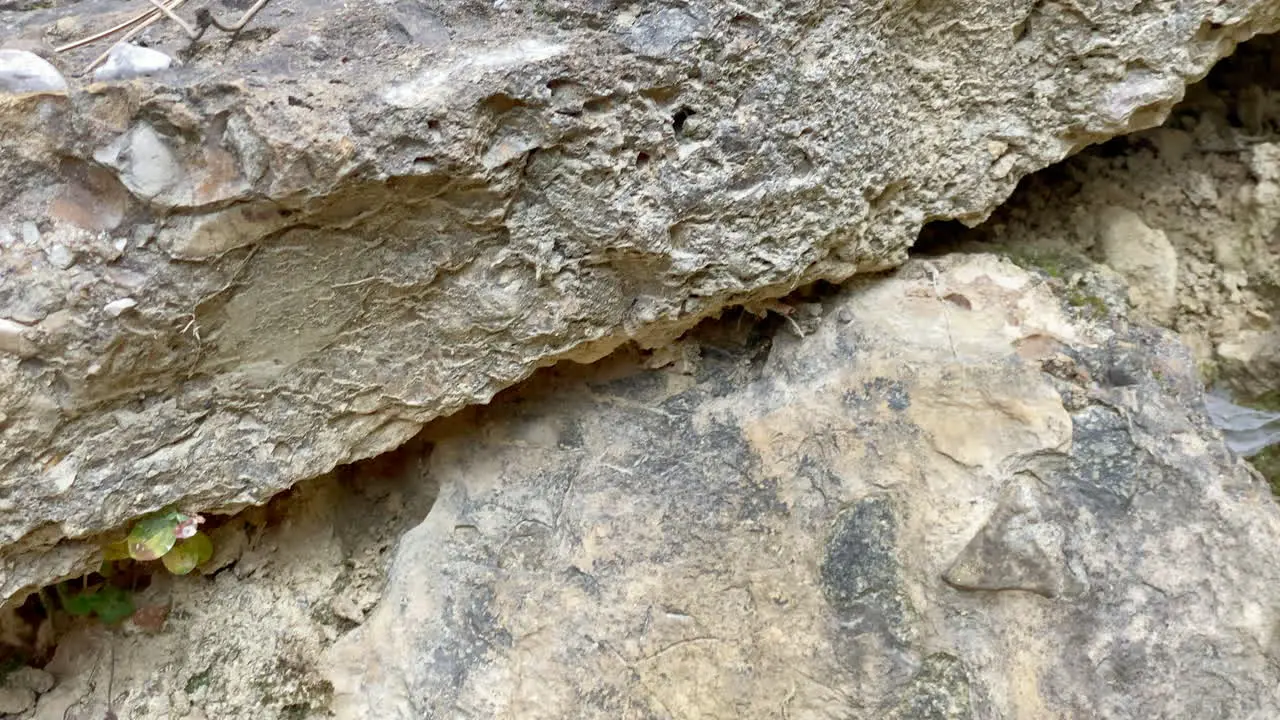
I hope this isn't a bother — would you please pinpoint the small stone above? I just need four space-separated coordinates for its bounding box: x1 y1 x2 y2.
0 49 68 95
330 592 367 623
0 685 34 715
93 43 175 83
104 298 138 317
8 667 53 694
0 318 35 358
45 244 74 270
1095 206 1178 322
20 221 39 246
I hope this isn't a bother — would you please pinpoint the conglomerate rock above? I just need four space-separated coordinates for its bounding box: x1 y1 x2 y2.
0 0 1277 600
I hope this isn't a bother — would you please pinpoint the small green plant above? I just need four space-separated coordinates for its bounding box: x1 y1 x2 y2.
118 508 213 575
55 580 135 625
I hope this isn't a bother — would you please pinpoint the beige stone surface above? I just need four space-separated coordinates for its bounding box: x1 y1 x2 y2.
322 254 1280 719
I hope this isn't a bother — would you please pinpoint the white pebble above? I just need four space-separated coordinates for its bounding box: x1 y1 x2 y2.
93 44 175 83
103 298 138 317
45 244 75 270
0 49 68 95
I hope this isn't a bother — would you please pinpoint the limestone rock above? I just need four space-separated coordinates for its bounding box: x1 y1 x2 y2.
324 254 1280 719
0 49 65 94
0 0 1277 600
92 43 176 83
922 36 1280 397
1095 206 1180 321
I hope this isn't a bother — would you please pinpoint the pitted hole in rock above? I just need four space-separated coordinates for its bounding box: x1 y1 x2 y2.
672 105 696 134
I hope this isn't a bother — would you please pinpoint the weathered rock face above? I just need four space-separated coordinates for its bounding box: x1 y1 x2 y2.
325 254 1280 719
919 34 1280 400
0 0 1278 598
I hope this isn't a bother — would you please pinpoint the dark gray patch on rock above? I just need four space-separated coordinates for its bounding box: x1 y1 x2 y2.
821 496 913 645
886 653 974 720
418 585 512 710
1061 406 1144 515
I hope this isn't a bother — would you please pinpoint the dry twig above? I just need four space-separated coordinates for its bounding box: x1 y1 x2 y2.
53 0 274 76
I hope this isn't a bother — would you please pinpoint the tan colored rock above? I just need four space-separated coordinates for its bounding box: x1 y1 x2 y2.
1096 206 1180 321
324 254 1280 719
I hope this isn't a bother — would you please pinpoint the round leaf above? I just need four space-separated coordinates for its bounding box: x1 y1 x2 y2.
162 532 213 575
127 514 178 561
101 539 131 562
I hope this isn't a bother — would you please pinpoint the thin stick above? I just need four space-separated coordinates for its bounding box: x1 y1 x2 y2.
204 0 272 32
55 7 158 53
81 0 187 76
142 0 200 38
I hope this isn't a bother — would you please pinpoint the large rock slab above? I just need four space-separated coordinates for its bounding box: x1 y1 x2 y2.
326 254 1280 719
0 0 1278 598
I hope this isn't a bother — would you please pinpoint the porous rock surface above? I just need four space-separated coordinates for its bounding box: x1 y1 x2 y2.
325 253 1280 719
0 0 1278 599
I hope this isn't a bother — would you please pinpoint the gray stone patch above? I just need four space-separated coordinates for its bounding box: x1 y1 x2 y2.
623 8 706 58
943 474 1082 599
886 653 974 720
821 496 914 645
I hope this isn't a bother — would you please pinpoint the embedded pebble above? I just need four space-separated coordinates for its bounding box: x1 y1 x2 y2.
93 43 175 83
0 318 35 358
45 244 74 270
0 685 34 715
104 297 138 316
20 222 39 246
0 49 68 94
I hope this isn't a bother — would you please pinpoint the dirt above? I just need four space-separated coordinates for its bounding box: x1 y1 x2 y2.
4 438 437 720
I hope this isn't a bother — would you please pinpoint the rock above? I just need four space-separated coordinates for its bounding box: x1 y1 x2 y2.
0 685 34 715
324 254 1280 719
0 0 1276 602
7 666 52 694
1095 206 1180 321
43 244 73 270
0 317 34 358
0 665 48 715
0 49 66 94
103 297 137 317
92 43 176 83
925 36 1280 396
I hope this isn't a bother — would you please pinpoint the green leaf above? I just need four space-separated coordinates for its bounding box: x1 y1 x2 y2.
91 585 135 625
162 532 213 575
127 513 178 561
56 583 96 617
102 539 131 562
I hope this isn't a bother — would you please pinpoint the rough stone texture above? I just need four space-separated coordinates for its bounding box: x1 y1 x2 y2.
924 34 1280 399
323 254 1280 720
1 1 1278 601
